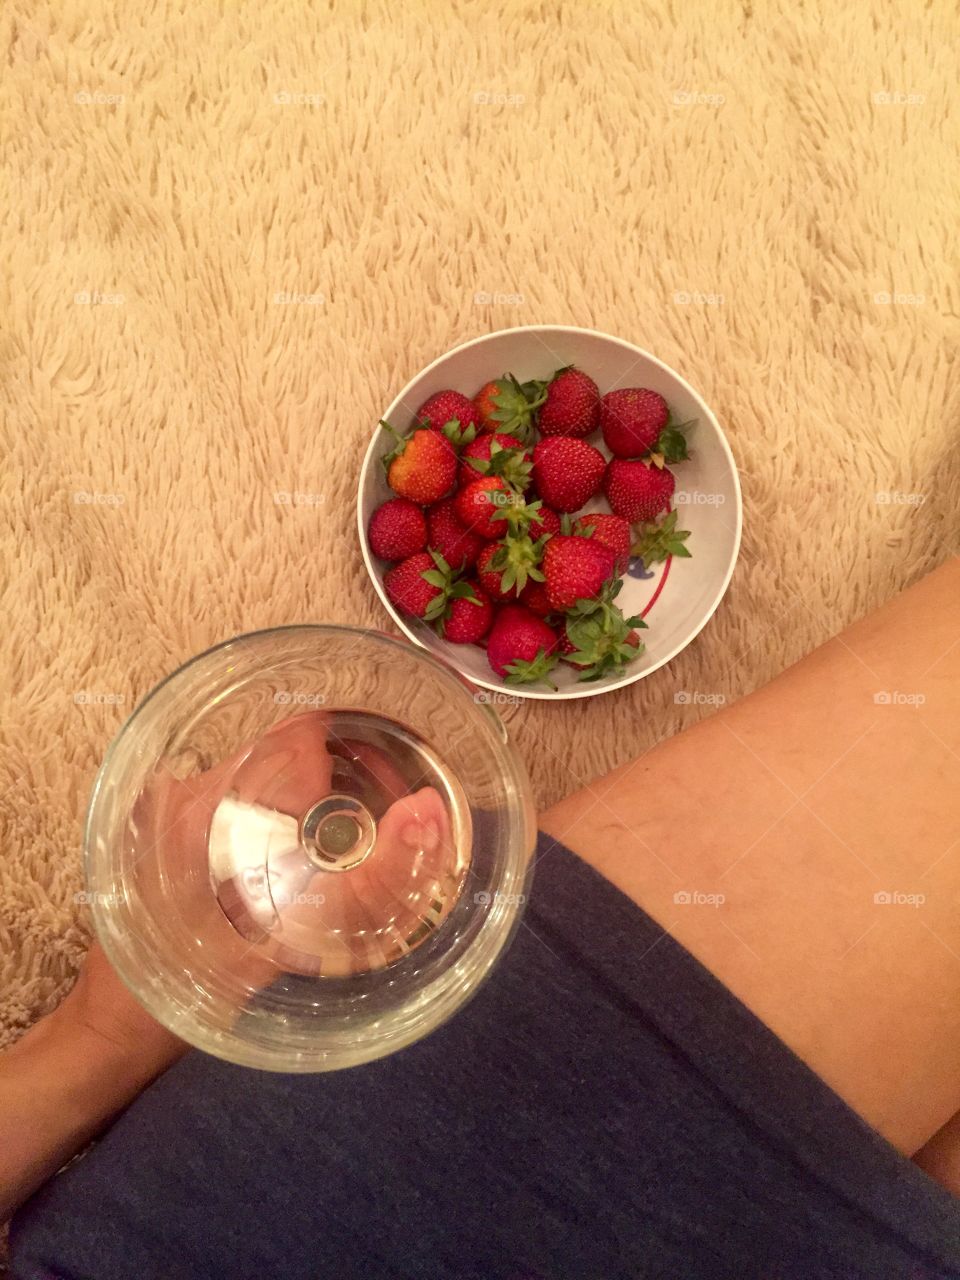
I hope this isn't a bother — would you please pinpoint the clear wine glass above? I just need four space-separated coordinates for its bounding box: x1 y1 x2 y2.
84 626 536 1071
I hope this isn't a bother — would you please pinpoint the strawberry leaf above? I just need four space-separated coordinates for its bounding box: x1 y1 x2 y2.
561 597 645 680
630 510 692 565
441 419 477 450
654 419 695 464
379 419 408 471
492 530 547 595
485 372 549 443
482 438 533 489
504 648 558 689
449 581 481 605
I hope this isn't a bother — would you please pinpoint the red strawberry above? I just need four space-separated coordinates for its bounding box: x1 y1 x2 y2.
383 427 457 504
531 437 606 513
542 535 616 611
599 388 669 458
474 380 504 431
486 606 559 686
572 512 632 574
454 477 518 539
519 580 554 618
475 525 548 598
604 459 675 523
441 583 494 643
413 389 481 435
473 374 547 441
529 504 561 538
558 627 578 657
537 367 600 437
385 550 480 623
477 541 519 602
368 498 428 562
384 552 443 619
459 432 531 490
426 499 485 570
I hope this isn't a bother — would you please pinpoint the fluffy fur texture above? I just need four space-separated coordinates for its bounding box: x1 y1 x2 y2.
1 0 958 1067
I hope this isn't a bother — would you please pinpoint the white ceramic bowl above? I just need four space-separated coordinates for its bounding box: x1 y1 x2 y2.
358 325 741 701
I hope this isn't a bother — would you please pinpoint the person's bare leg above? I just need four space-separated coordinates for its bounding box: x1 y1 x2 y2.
540 557 960 1157
914 1110 960 1193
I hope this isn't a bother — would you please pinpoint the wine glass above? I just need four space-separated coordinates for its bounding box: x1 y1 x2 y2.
84 626 536 1071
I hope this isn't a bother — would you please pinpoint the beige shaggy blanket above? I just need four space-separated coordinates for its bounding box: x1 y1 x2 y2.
2 0 958 1069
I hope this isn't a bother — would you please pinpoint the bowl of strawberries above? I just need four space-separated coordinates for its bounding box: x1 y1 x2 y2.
358 326 741 700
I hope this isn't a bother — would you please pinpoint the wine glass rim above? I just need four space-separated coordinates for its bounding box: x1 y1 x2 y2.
81 622 534 1070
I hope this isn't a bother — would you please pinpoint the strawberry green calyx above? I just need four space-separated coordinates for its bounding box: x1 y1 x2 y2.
488 532 549 595
438 418 477 450
419 549 481 623
465 436 533 489
564 600 647 682
630 510 692 565
565 575 633 618
489 492 545 537
648 419 696 468
504 647 558 690
484 373 549 443
378 418 407 472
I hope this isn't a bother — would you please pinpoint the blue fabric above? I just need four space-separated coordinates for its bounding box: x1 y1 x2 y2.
11 835 960 1279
